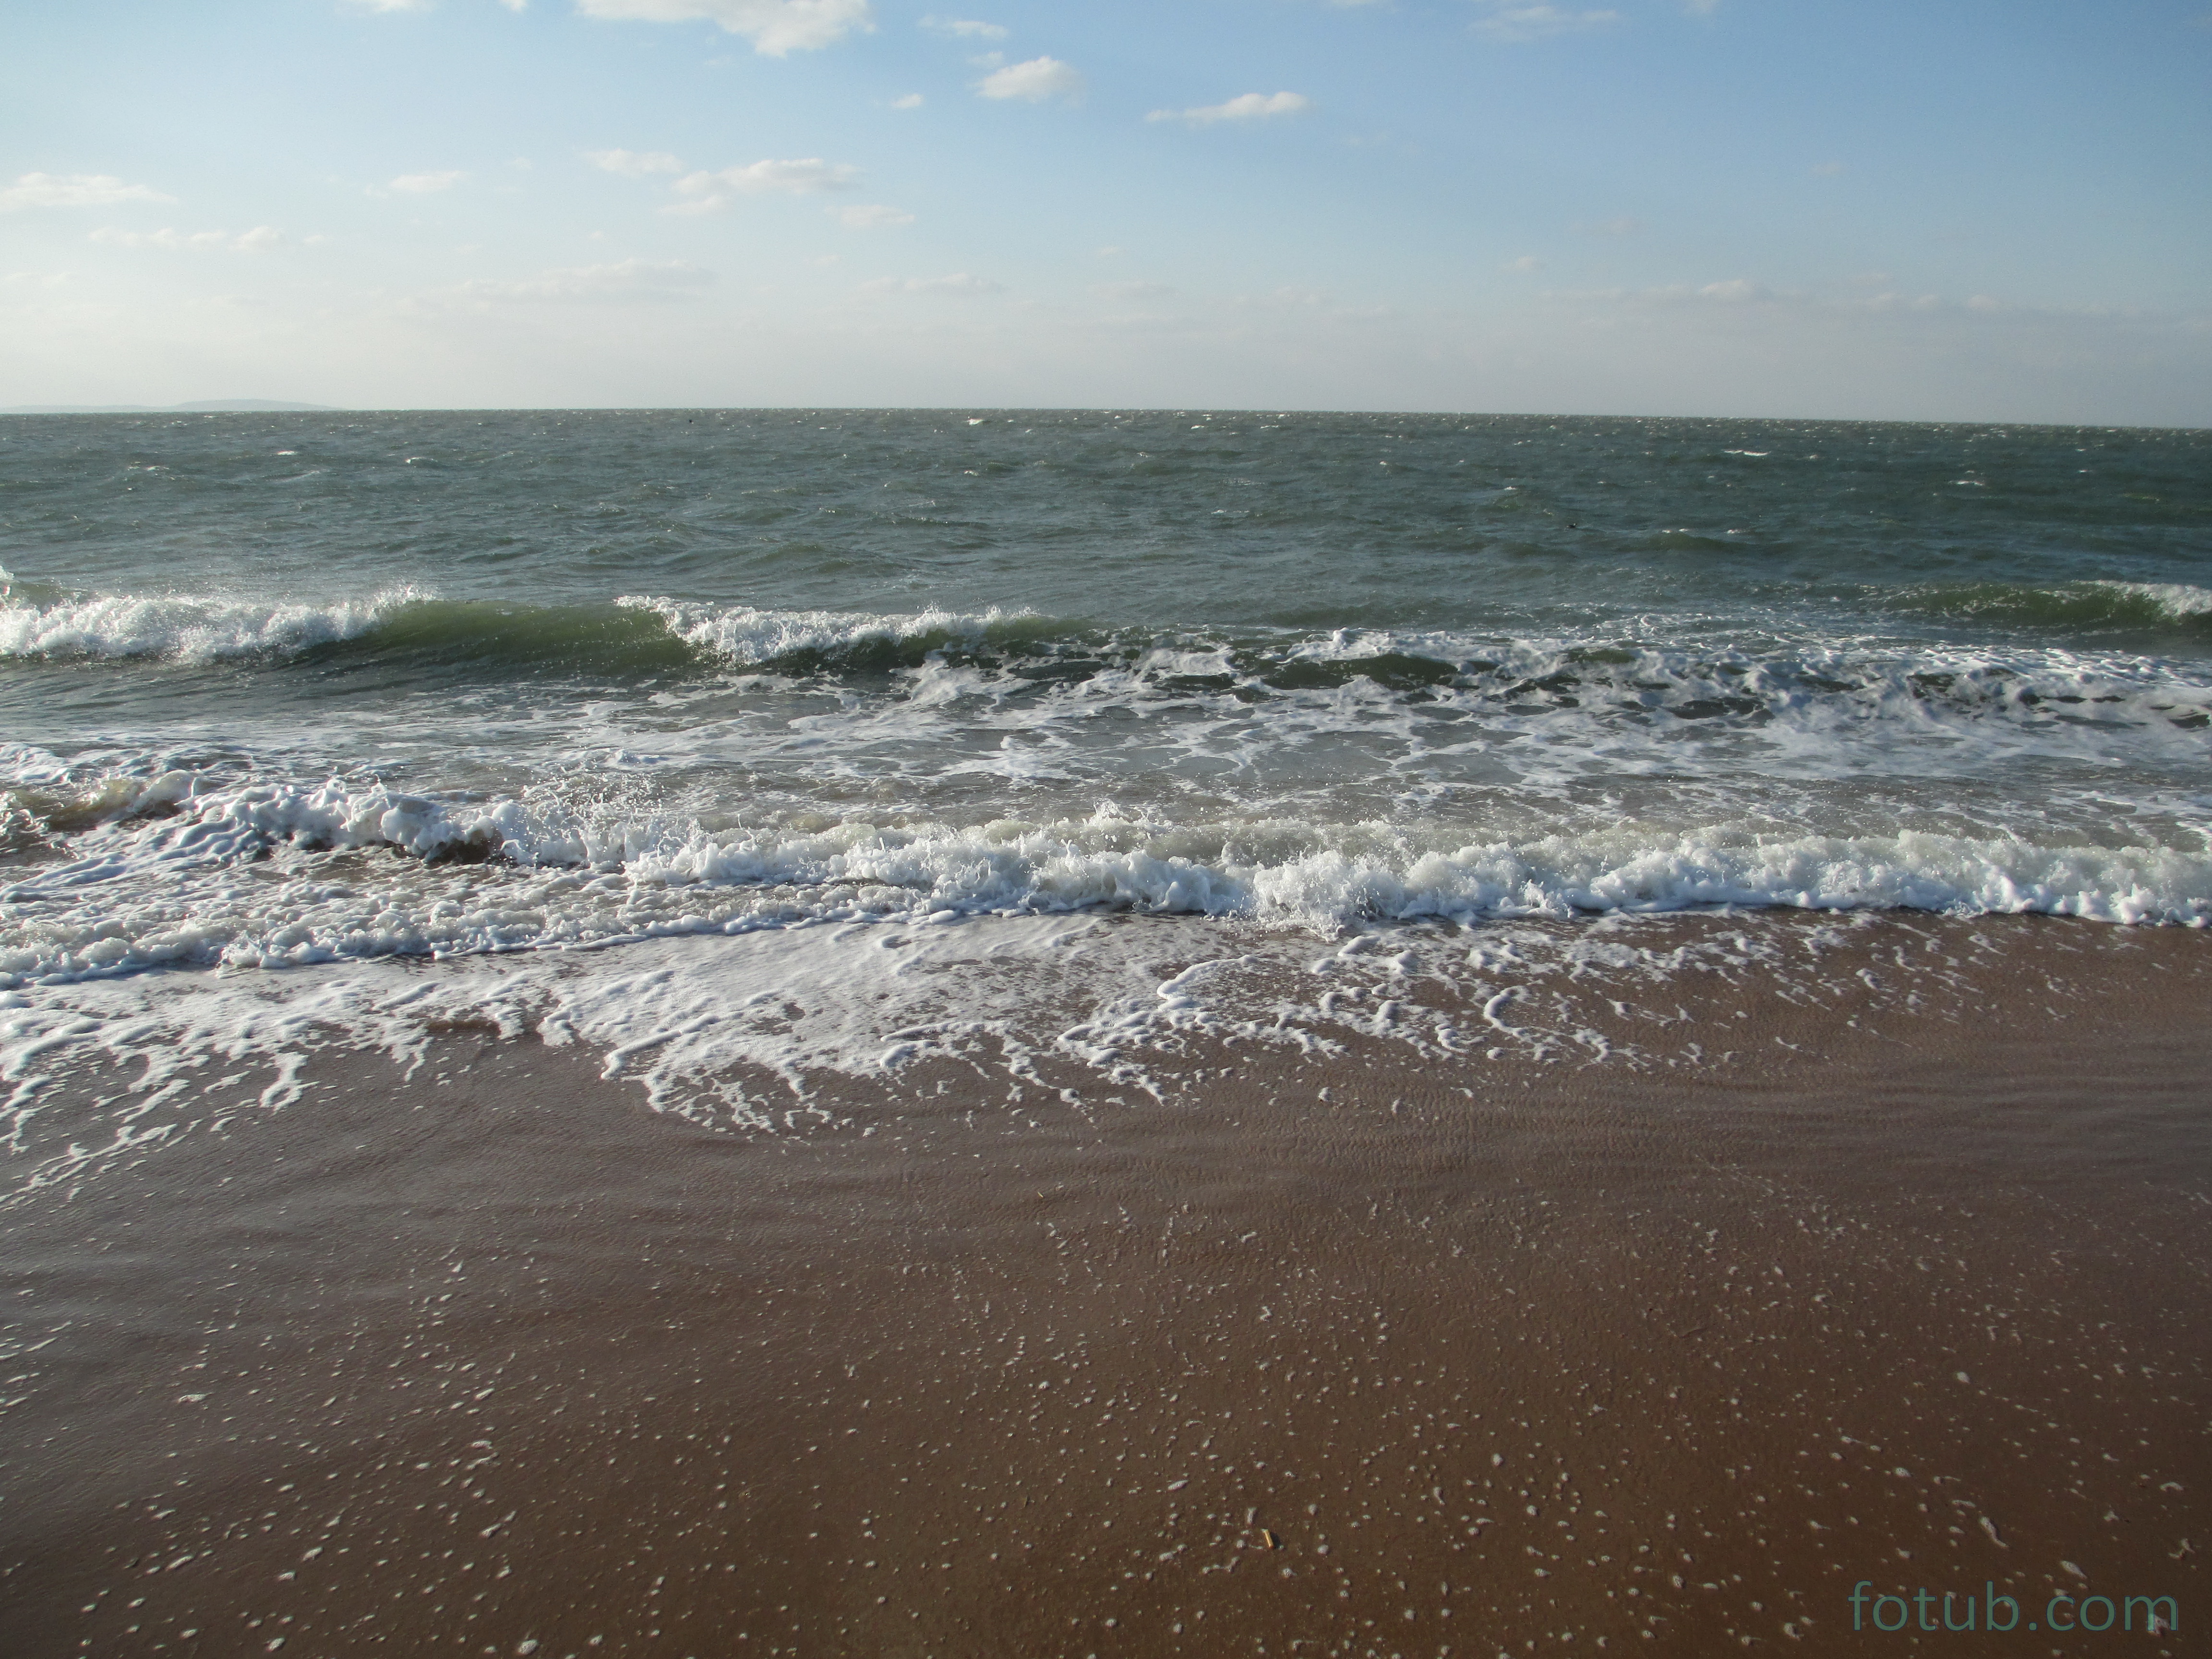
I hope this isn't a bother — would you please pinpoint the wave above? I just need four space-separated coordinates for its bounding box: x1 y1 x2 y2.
4 771 2207 986
0 586 717 676
7 586 2210 729
0 586 420 663
1892 580 2212 634
0 583 1071 679
615 595 1080 676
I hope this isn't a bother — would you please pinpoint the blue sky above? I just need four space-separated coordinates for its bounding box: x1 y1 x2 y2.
5 0 2209 420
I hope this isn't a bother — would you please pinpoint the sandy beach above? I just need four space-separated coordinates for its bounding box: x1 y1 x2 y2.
0 912 2204 1657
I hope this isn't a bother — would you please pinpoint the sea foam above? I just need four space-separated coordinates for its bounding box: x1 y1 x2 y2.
0 586 422 662
4 769 2208 992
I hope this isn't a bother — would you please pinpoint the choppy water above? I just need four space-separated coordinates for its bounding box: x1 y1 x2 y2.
6 409 2210 980
3 407 2209 1150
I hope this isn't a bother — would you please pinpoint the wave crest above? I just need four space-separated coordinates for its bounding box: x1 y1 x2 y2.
0 587 423 662
4 776 2206 986
1896 579 2212 633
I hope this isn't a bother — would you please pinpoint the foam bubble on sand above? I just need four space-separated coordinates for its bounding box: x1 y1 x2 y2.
0 917 1214 1179
0 904 2132 1203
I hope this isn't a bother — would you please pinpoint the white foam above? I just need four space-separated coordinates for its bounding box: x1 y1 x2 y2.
0 898 2084 1203
595 604 2212 808
614 594 1025 665
0 917 1237 1181
0 586 423 662
0 909 1687 1170
3 764 2208 994
2097 581 2212 620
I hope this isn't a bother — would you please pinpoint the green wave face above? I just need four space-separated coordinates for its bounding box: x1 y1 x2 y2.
1893 581 2212 635
0 591 709 679
305 599 706 677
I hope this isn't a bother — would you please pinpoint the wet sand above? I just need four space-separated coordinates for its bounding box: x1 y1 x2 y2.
1 914 2207 1657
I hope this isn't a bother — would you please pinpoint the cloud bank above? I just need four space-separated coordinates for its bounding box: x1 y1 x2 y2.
455 259 714 303
975 56 1083 102
1 173 173 211
586 149 684 176
1469 2 1622 42
668 157 858 213
387 170 466 194
857 272 1002 297
920 15 1006 38
831 204 914 228
91 226 283 252
575 0 872 56
1147 92 1312 126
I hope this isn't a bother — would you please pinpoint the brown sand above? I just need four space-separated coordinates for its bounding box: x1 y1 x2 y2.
0 914 2206 1657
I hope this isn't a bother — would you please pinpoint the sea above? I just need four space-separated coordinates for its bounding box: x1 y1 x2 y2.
3 409 2209 1139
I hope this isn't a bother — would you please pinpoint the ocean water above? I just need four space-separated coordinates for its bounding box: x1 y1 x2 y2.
3 410 2210 1135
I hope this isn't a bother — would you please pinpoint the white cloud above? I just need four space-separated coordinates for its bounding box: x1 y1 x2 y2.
1096 280 1177 300
891 92 925 109
1505 254 1542 272
1543 279 2094 342
346 0 433 11
1811 160 1846 178
1146 91 1311 126
574 0 873 56
1580 215 1643 237
1683 0 1719 13
1469 3 1621 42
921 14 1007 38
857 272 1003 296
92 227 227 251
975 56 1083 102
0 173 173 211
1235 284 1334 311
667 157 858 213
831 203 914 228
389 170 466 194
1547 277 1970 314
587 148 684 175
454 258 714 302
90 225 283 253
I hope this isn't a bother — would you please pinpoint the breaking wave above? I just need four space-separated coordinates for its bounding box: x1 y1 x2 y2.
0 585 420 663
3 767 2207 986
1892 580 2212 635
6 587 2209 738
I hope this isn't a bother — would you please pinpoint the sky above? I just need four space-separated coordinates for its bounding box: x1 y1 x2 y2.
4 0 2209 421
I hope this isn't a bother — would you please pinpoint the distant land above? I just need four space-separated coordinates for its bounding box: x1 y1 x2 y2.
0 399 340 415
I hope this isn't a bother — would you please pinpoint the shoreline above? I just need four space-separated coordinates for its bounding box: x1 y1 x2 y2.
0 910 2206 1656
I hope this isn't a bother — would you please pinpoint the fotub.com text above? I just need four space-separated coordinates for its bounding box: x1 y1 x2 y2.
1851 1581 2176 1635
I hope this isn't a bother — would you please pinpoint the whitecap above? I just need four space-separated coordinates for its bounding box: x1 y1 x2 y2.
0 586 428 663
